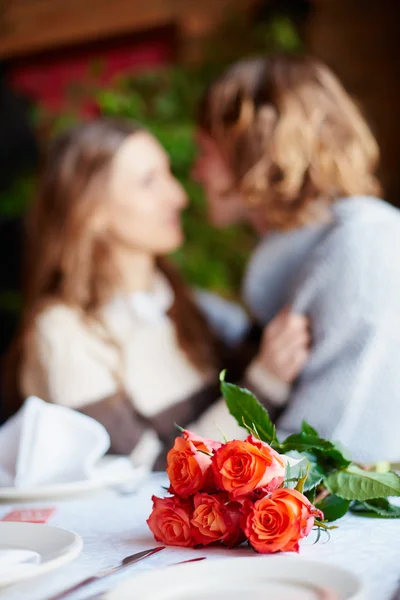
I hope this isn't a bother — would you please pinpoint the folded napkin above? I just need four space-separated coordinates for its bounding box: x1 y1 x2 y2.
0 397 110 488
0 550 40 578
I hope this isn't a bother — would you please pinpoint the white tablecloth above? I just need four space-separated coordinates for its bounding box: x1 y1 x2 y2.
0 472 399 600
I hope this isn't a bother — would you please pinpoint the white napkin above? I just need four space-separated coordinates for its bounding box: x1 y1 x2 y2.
0 397 110 488
0 550 40 578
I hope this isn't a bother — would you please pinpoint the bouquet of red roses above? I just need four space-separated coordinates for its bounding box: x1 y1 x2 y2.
148 374 400 553
147 429 323 553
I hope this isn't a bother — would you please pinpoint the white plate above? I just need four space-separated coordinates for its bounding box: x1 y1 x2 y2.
0 456 146 501
0 522 82 587
105 556 365 600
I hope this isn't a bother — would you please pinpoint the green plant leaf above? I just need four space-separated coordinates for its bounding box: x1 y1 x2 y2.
315 494 350 522
284 461 292 489
279 433 350 469
283 454 309 485
295 463 309 494
325 465 400 501
350 498 400 519
301 421 318 436
220 375 276 445
304 461 324 492
241 417 261 440
304 488 317 503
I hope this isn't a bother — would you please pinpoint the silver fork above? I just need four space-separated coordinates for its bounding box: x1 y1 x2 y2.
48 547 165 600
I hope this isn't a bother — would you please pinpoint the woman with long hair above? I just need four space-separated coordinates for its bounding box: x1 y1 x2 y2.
193 54 400 462
5 118 309 468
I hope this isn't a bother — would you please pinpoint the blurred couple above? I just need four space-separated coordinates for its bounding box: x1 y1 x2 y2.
5 54 400 468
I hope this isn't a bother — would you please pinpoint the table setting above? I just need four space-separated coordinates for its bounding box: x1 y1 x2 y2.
1 381 400 600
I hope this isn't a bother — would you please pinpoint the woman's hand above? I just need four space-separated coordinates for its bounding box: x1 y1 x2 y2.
258 308 310 383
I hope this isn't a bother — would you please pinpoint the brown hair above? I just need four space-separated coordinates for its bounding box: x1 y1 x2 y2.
198 54 381 230
4 118 218 417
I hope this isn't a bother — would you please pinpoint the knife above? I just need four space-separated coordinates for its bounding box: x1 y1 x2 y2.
84 556 207 600
48 546 165 599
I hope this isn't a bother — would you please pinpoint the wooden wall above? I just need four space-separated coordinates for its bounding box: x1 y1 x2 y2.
0 0 258 61
307 0 400 205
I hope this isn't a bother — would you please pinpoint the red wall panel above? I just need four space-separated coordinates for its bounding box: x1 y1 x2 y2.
8 27 176 113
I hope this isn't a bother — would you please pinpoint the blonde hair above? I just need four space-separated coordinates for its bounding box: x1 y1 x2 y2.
199 54 381 230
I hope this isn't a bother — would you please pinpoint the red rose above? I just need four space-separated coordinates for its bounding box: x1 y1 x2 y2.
212 436 286 499
147 495 193 547
242 488 323 554
167 436 213 497
191 492 244 548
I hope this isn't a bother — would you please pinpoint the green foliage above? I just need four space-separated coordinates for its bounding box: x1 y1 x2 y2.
303 460 324 492
301 421 318 436
220 377 400 520
350 498 400 519
315 494 350 522
0 173 35 218
279 431 351 470
294 462 309 494
325 465 400 501
220 371 277 445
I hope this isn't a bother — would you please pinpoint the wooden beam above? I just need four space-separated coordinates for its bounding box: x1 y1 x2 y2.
0 0 174 59
0 0 258 60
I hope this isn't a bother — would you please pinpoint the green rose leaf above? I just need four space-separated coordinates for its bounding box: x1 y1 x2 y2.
220 374 276 445
350 498 400 519
284 451 324 493
315 494 350 522
301 421 318 436
279 433 351 469
325 465 400 501
304 461 324 492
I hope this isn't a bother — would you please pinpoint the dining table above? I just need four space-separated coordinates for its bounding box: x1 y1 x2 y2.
0 471 399 600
